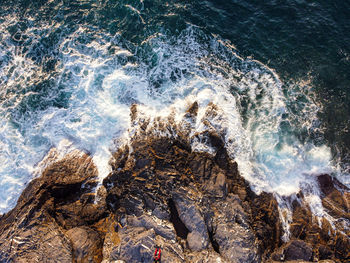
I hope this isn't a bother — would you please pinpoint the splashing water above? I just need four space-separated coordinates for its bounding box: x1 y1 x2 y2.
0 11 343 224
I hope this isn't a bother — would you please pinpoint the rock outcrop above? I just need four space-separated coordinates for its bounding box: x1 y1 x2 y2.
102 131 263 262
0 102 349 262
0 150 105 262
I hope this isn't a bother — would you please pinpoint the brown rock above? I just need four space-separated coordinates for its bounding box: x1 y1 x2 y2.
334 233 350 260
283 240 313 261
2 103 349 263
318 245 334 260
0 151 103 262
66 226 103 262
317 174 349 196
0 219 73 262
317 174 350 221
249 191 282 257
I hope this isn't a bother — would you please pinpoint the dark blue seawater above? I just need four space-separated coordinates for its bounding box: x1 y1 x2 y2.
0 0 349 222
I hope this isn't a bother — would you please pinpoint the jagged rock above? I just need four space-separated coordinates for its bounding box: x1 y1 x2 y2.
276 174 350 263
334 233 350 260
269 239 313 262
1 103 349 263
318 244 333 260
211 194 259 262
0 151 104 262
126 214 176 241
203 168 227 198
317 174 350 224
154 235 184 263
0 219 73 263
288 197 350 262
110 227 156 262
152 205 170 220
250 191 282 258
99 216 121 261
110 224 183 263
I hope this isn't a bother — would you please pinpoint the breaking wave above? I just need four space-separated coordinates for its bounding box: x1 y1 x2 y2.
0 11 345 226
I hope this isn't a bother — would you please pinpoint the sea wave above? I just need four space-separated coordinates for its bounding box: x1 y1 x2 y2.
0 15 341 221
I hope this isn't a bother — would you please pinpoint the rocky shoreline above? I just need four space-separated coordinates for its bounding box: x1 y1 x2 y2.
0 103 349 262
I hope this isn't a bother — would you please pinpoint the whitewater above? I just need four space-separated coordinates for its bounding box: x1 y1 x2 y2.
0 11 347 239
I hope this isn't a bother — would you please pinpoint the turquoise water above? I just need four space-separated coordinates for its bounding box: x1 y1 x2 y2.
0 0 349 216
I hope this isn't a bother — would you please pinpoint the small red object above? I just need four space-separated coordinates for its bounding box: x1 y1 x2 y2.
154 246 161 262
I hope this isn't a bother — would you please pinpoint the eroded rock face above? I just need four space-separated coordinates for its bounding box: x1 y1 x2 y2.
283 174 350 262
211 194 258 262
101 103 266 262
318 174 350 224
172 191 210 252
0 102 349 263
0 151 105 263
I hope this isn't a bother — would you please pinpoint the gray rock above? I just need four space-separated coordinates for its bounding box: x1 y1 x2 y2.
111 227 155 263
126 214 176 240
214 222 258 262
172 190 210 251
186 250 228 263
154 235 184 263
152 205 170 220
112 226 184 263
212 194 259 263
187 231 210 252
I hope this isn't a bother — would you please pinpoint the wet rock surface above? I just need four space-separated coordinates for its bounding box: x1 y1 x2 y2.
0 103 349 262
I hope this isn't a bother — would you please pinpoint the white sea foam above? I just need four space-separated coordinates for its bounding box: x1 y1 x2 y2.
0 16 345 236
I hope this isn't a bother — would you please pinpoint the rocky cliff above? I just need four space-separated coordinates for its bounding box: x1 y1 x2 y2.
0 103 349 262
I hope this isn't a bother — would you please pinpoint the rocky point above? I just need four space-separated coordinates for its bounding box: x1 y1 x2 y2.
0 102 349 262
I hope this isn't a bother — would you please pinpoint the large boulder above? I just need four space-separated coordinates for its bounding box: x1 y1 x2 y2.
172 190 210 252
211 194 259 263
0 150 104 262
283 240 313 261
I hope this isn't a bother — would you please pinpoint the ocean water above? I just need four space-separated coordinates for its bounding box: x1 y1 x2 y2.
0 0 349 232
